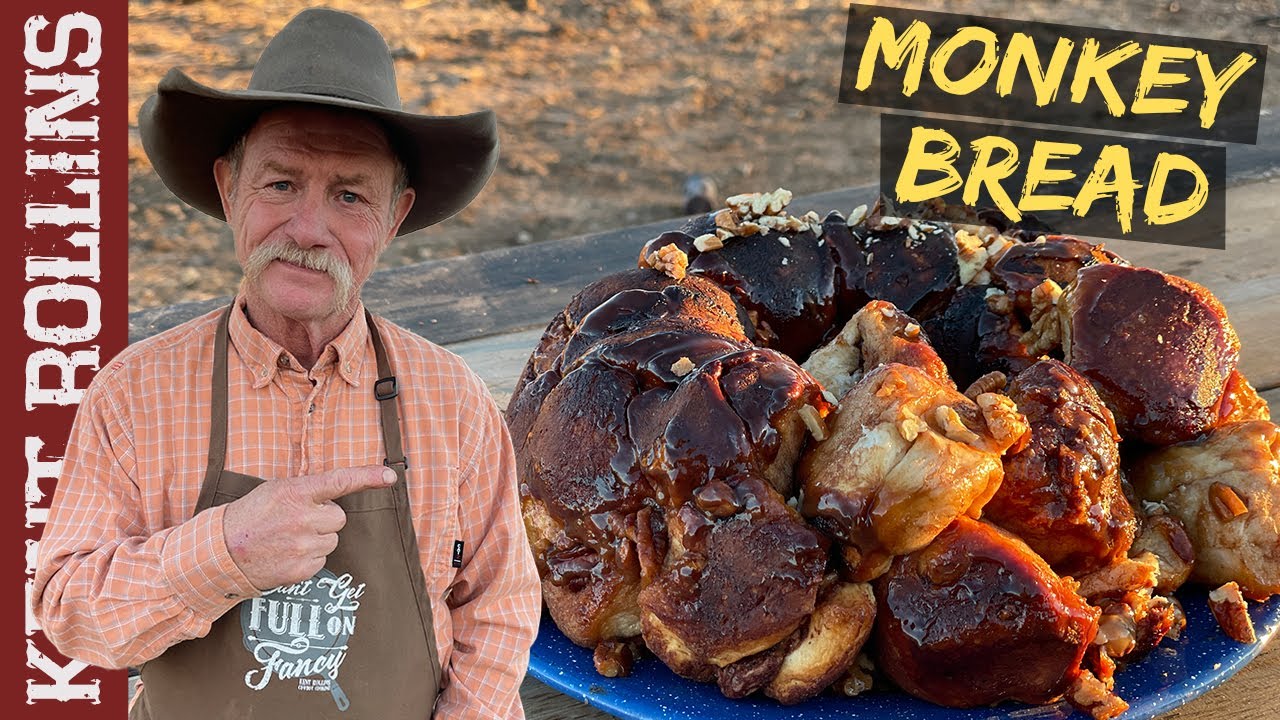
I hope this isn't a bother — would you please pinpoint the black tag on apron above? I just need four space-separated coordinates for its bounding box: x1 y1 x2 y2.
451 541 464 568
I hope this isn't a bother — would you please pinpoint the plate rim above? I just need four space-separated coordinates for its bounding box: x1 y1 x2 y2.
528 590 1280 720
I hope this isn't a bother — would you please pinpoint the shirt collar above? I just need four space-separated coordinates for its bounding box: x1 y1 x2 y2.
227 295 370 388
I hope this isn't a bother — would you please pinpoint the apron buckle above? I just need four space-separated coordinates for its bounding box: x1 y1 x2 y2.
374 376 398 401
384 456 409 471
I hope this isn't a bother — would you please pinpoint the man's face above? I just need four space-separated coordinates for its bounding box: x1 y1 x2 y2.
214 107 415 324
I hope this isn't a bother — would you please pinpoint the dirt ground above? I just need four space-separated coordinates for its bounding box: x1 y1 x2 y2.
127 0 1280 313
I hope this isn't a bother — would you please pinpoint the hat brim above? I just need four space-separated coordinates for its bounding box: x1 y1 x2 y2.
138 68 498 235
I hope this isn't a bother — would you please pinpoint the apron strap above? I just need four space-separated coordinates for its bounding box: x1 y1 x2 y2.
199 307 407 494
366 310 407 473
195 305 235 512
364 311 442 692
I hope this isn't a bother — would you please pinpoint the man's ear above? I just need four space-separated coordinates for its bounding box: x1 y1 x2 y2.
213 157 235 221
385 187 416 246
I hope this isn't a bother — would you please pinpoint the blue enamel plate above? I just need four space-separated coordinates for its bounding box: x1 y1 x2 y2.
528 587 1280 720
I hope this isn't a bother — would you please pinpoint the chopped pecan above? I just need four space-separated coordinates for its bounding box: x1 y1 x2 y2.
1210 482 1249 521
670 356 696 377
1209 581 1257 643
963 371 1007 400
644 243 689 280
1068 668 1129 720
798 404 827 442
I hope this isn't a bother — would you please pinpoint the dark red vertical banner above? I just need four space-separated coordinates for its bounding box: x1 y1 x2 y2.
3 1 127 717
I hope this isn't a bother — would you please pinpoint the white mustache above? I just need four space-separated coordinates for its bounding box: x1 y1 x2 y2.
243 241 355 315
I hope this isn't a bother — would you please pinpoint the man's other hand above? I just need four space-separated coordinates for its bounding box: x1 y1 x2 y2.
221 465 397 590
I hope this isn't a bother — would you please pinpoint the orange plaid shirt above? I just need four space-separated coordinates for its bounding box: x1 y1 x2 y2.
32 298 541 719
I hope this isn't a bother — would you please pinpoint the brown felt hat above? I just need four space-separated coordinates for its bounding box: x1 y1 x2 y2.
138 7 498 235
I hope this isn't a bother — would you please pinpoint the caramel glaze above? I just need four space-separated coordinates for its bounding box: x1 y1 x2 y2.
524 358 648 581
508 268 750 410
848 220 959 323
876 516 1100 708
513 266 834 659
639 211 969 364
984 359 1136 577
562 277 750 374
926 235 1122 387
920 285 991 389
975 293 1038 378
1063 264 1241 445
638 477 828 674
919 284 1038 388
992 235 1124 315
641 221 840 362
821 211 871 322
1216 369 1273 425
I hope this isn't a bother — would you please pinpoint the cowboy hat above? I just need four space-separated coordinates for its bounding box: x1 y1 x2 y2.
138 7 498 235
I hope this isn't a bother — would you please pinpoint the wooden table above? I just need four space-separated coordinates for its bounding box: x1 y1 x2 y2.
131 176 1280 719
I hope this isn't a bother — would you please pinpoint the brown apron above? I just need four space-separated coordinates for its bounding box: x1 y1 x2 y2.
132 308 442 719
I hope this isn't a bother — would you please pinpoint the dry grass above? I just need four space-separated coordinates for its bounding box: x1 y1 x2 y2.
128 0 1280 311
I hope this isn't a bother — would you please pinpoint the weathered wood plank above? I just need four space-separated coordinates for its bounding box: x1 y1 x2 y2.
1143 644 1280 720
1226 107 1280 186
447 328 542 410
127 187 872 346
521 677 611 720
128 100 1280 349
130 179 1280 396
1263 387 1280 418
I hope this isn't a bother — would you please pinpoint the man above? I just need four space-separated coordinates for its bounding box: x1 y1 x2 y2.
31 8 541 718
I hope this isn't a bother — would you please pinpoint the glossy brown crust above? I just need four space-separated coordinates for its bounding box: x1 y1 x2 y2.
876 517 1101 708
852 220 959 322
821 211 872 321
639 482 828 672
521 360 647 647
523 360 646 544
507 267 748 414
991 235 1124 315
626 348 831 503
920 285 992 389
1062 264 1241 445
984 359 1136 576
561 274 751 371
508 268 750 461
640 220 839 362
511 264 835 673
975 290 1038 378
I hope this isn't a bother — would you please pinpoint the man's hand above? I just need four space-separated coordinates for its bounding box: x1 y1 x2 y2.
221 465 397 591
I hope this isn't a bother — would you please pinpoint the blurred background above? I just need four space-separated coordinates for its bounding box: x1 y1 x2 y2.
127 0 1280 312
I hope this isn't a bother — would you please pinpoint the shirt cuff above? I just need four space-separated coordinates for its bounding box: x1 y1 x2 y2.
160 504 260 620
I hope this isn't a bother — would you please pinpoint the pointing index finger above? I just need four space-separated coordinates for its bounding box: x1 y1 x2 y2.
300 465 397 502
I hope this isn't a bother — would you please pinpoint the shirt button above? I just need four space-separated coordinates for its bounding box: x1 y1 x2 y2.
277 353 290 368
